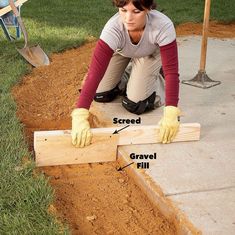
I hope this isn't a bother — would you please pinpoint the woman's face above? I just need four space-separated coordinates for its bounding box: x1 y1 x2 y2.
119 2 149 32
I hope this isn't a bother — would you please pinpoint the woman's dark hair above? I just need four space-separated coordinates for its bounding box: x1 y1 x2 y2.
112 0 156 11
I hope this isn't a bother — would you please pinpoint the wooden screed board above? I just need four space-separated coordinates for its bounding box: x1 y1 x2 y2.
34 123 200 166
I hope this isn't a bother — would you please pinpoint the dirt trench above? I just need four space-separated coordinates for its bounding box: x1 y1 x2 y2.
12 41 177 235
12 22 235 235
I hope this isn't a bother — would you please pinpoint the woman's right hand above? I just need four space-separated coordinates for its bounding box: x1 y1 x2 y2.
71 108 92 148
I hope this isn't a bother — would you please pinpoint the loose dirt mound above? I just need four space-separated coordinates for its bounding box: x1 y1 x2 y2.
12 41 96 149
12 22 235 234
176 21 235 38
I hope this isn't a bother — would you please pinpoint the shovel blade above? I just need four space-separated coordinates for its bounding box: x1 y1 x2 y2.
17 45 50 67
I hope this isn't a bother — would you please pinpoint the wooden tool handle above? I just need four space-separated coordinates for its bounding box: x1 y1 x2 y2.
200 0 211 72
9 0 28 48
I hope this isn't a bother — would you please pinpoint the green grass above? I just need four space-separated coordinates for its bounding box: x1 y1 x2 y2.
157 0 235 25
0 93 68 234
0 0 234 234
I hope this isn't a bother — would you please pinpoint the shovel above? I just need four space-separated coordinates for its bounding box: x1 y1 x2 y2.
9 0 50 67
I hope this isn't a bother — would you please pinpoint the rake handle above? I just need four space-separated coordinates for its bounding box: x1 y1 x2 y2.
200 0 211 72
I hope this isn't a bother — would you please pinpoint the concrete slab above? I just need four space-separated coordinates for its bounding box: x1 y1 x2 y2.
170 188 235 235
119 141 235 196
93 36 235 234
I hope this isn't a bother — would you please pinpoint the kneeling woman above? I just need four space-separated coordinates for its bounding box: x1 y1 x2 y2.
71 0 180 147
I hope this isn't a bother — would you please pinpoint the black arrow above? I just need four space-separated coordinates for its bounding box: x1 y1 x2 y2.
116 162 134 171
112 125 130 134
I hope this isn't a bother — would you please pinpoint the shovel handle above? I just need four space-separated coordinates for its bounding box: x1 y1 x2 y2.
9 0 28 48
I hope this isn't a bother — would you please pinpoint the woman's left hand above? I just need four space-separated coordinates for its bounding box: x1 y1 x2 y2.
158 106 180 144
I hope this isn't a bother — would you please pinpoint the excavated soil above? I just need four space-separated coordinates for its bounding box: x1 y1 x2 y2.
12 22 235 234
176 21 235 38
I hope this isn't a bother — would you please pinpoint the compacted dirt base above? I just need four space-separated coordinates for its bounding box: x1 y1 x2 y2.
12 22 235 234
42 163 175 234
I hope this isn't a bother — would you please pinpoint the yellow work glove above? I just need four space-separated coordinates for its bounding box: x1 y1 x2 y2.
158 106 180 144
71 108 92 147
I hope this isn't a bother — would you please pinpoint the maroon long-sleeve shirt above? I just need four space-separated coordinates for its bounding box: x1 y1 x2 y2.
76 39 179 109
